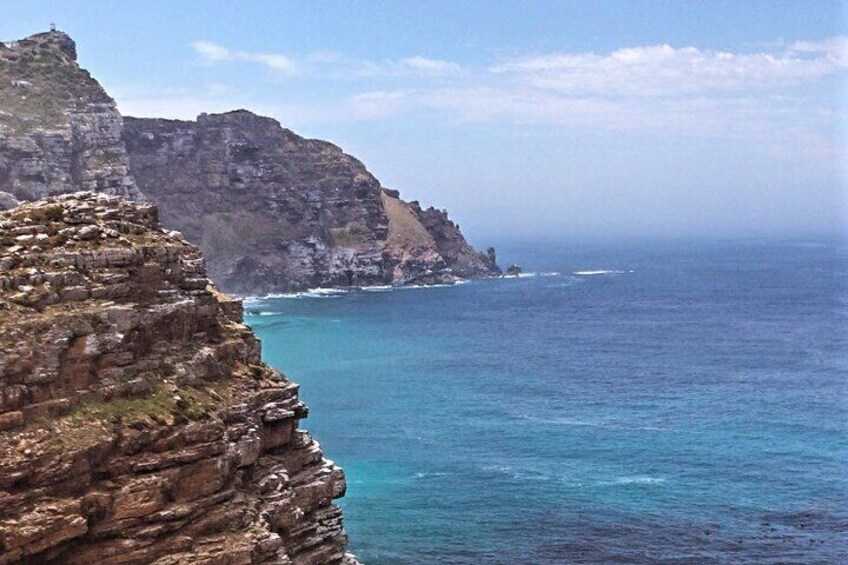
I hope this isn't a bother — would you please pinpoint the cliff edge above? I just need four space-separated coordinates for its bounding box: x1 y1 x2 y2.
0 193 359 564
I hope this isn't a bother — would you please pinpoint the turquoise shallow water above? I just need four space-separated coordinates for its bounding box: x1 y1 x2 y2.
245 238 847 564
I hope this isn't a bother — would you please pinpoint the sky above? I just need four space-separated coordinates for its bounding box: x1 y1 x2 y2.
2 1 846 240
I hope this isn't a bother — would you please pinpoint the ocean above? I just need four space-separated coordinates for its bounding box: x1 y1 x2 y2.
244 237 847 564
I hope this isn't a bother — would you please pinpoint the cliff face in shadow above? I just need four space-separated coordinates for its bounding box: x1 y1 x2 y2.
0 193 359 564
123 112 499 294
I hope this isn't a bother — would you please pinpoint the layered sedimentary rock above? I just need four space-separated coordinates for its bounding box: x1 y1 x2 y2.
0 31 142 208
0 193 358 564
123 112 499 293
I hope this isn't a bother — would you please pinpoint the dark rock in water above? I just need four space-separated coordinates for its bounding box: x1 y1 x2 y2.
506 264 523 276
487 246 497 267
0 192 360 564
123 111 500 293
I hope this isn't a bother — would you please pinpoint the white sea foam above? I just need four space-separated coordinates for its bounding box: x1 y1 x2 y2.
304 288 350 297
503 271 561 279
521 414 602 427
412 472 450 480
604 476 666 486
481 464 552 482
396 283 456 290
263 288 351 299
244 280 471 302
362 285 394 292
573 269 626 276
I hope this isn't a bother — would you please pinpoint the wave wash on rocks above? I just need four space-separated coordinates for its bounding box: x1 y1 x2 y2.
0 192 360 564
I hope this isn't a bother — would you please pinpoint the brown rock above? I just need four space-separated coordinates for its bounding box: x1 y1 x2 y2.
0 193 358 564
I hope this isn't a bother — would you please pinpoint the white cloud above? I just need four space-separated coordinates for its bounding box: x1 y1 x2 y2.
191 40 296 73
190 41 460 79
349 90 412 120
400 56 460 74
191 40 230 62
169 35 844 163
790 36 848 68
490 39 846 96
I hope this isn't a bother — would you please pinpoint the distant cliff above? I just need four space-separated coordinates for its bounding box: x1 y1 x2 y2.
0 193 359 564
0 29 499 294
0 31 142 208
123 112 499 294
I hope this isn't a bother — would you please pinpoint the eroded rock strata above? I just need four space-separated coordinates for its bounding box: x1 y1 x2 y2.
123 112 499 293
0 193 359 564
0 31 142 208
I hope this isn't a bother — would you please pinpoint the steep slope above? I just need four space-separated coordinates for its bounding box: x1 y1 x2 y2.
123 112 500 294
0 193 359 564
0 31 142 208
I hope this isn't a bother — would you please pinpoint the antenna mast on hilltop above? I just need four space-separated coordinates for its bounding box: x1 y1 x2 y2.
50 22 56 31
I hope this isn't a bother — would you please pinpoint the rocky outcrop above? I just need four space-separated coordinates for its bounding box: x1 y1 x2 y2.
0 31 142 207
0 193 359 564
123 112 499 294
407 200 499 280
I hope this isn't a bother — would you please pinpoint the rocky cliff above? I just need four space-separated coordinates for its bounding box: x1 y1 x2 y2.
0 31 142 209
1 29 498 294
122 112 499 294
0 193 359 564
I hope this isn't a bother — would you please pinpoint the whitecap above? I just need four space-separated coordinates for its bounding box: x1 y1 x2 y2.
412 471 450 480
601 476 666 486
480 464 552 481
519 414 602 427
573 270 625 276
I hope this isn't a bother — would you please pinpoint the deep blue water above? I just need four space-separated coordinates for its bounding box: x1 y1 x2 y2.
245 238 847 564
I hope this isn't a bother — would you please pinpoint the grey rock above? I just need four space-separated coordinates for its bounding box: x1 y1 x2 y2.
123 111 500 293
0 31 143 204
